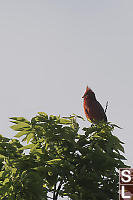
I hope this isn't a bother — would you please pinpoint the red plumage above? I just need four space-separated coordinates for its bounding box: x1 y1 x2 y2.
82 86 107 123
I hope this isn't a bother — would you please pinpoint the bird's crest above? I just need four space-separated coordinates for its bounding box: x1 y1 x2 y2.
86 86 92 92
82 86 94 98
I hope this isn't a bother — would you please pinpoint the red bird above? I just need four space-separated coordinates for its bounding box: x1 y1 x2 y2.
82 86 107 123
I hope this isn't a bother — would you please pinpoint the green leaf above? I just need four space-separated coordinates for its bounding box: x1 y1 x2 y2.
72 114 85 120
0 171 5 178
19 144 34 150
49 115 57 120
111 123 122 129
47 159 62 165
3 178 9 185
10 122 31 131
30 143 40 153
111 136 125 153
10 117 30 123
117 143 125 153
14 130 28 138
27 133 34 144
59 118 71 124
38 112 48 117
0 154 5 158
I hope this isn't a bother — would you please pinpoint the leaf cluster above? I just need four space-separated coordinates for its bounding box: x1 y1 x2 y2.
0 112 128 200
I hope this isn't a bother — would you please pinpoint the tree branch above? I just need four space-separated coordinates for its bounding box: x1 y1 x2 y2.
54 181 63 200
53 184 56 200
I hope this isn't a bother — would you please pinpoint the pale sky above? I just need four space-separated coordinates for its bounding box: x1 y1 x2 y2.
0 1 133 198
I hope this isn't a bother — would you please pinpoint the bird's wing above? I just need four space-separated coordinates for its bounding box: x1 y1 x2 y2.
94 100 107 121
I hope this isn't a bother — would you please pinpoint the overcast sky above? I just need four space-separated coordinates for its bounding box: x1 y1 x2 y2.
0 1 133 197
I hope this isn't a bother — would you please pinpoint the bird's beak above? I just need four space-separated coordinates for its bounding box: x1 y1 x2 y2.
82 94 85 98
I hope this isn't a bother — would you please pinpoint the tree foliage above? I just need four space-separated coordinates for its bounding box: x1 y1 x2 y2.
0 112 128 200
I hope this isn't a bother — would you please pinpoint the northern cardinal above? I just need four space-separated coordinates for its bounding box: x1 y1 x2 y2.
82 86 107 123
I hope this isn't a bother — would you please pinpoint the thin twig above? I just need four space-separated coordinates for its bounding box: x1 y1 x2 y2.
105 101 108 113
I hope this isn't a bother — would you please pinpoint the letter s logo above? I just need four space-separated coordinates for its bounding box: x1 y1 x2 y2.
121 170 131 183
